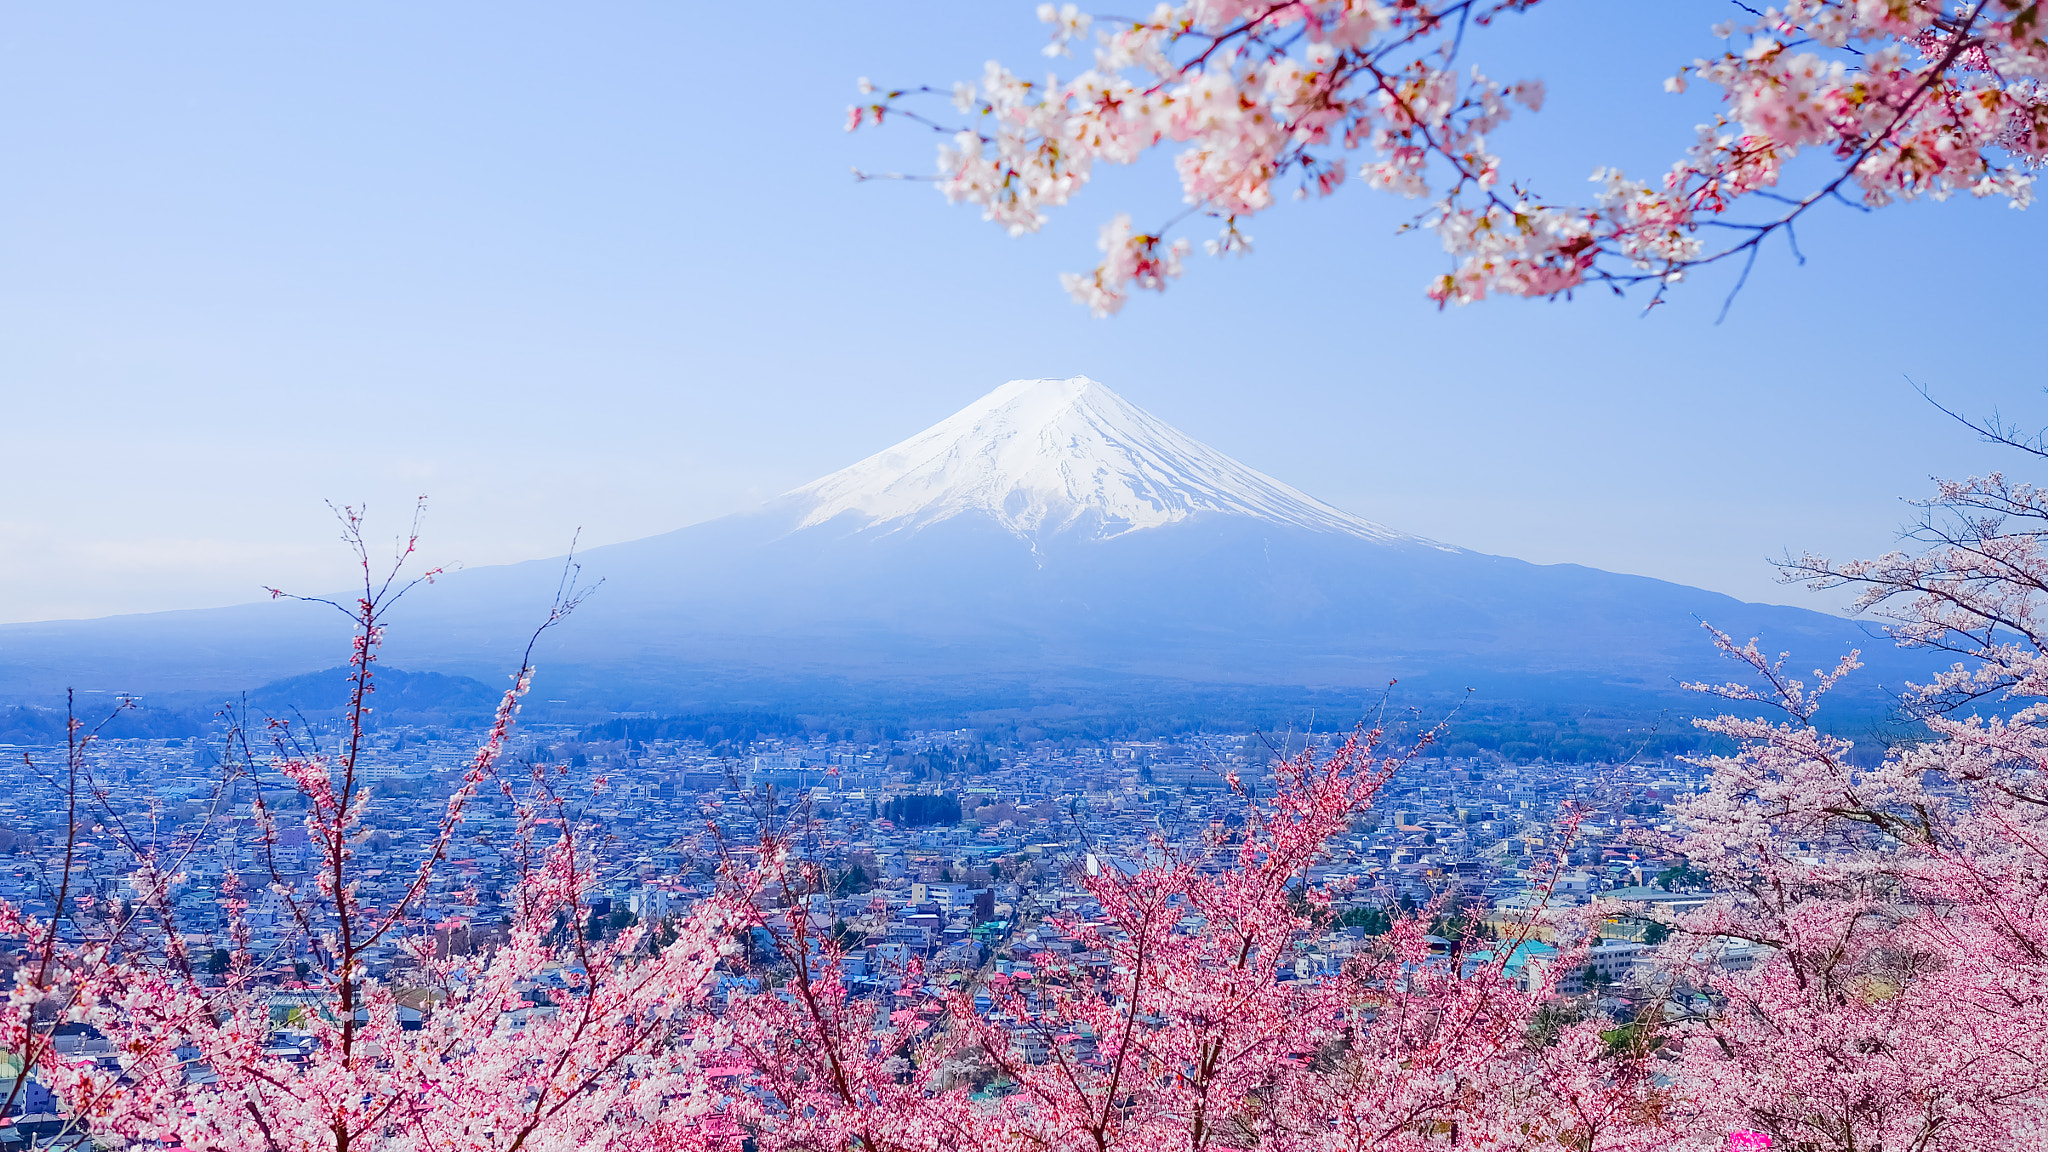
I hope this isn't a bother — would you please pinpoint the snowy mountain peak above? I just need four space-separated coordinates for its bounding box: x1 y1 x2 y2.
786 376 1430 544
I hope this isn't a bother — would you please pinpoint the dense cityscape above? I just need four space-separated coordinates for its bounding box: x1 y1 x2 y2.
0 718 1742 1132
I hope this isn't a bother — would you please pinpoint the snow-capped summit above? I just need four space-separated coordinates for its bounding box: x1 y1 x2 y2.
786 376 1427 544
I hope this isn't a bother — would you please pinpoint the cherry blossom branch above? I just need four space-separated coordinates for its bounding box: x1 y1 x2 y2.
854 0 2046 313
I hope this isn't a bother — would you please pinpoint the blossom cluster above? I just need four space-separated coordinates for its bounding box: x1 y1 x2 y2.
852 0 2046 310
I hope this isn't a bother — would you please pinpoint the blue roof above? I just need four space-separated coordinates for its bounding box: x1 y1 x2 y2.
1464 941 1558 975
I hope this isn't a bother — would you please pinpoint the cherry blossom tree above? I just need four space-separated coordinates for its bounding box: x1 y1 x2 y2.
0 690 157 1141
2 505 751 1152
850 1 2046 314
1622 409 2048 1151
1632 627 2048 1151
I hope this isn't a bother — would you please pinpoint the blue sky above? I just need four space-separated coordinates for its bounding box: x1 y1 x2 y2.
4 2 2042 623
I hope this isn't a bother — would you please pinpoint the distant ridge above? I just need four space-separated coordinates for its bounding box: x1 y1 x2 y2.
0 666 502 745
0 376 1923 718
241 666 501 721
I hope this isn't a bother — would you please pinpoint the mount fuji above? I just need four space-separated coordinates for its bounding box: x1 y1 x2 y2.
782 376 1418 544
0 377 1919 716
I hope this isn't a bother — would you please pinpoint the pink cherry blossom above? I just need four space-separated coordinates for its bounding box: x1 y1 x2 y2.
853 1 2046 310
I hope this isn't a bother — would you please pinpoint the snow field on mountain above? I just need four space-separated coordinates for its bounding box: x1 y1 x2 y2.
788 377 1434 545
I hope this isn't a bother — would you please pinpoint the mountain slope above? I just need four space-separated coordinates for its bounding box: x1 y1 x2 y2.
0 377 1921 715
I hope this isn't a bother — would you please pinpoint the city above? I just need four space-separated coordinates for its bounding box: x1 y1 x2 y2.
0 718 1731 1090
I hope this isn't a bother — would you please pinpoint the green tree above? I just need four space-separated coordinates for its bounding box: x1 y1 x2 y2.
649 916 680 956
883 793 963 827
835 864 871 895
1337 905 1393 934
1525 1000 1585 1049
1655 862 1706 890
829 919 865 949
